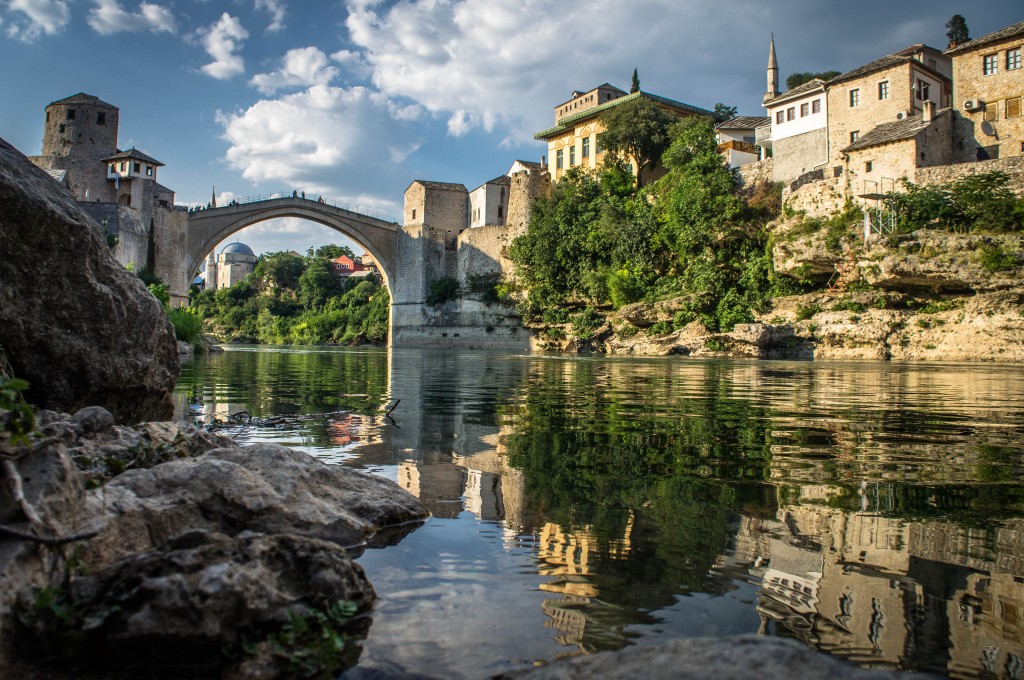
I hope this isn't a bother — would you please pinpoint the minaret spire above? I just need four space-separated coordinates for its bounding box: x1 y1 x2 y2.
211 186 217 209
766 33 780 100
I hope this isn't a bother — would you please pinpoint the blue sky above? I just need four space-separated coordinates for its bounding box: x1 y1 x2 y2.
1 1 1018 257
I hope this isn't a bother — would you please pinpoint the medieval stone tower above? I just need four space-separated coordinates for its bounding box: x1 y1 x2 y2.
35 93 119 202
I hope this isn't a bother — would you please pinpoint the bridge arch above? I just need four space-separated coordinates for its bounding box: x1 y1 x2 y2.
185 198 400 298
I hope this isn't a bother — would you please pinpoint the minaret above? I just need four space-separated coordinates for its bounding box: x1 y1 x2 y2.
766 34 780 101
211 186 217 209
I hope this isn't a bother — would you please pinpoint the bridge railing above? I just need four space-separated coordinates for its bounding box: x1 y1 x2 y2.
178 192 397 223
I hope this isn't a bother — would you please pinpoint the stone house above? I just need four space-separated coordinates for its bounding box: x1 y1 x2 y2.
825 52 951 166
715 116 770 168
946 20 1024 162
763 77 830 182
534 82 714 184
468 174 510 228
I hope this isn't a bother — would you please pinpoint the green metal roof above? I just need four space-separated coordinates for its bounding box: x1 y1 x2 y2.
533 91 717 140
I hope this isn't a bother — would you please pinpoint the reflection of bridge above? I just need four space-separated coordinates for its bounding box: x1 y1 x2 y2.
185 195 401 297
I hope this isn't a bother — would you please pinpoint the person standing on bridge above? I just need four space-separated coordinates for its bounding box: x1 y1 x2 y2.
301 191 305 199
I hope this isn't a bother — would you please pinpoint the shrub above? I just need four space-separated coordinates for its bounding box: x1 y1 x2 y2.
795 303 821 321
426 277 460 305
570 306 602 340
167 306 206 350
976 242 1018 273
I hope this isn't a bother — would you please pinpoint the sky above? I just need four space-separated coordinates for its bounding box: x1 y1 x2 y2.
0 1 1019 258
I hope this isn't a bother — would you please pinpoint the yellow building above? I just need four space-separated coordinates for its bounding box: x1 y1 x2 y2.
534 83 714 183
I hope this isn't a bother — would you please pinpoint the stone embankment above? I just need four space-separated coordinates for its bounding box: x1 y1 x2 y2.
536 228 1024 361
0 408 428 678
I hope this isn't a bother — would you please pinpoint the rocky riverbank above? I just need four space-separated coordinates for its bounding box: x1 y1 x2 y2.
0 407 428 678
532 227 1024 361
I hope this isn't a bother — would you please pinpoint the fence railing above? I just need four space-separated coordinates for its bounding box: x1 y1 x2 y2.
178 192 397 223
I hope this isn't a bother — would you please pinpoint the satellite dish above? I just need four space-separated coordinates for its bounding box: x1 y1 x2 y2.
981 121 996 137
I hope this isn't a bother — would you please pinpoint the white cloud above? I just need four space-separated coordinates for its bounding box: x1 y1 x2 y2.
216 84 421 197
344 0 758 140
250 47 338 94
6 0 70 40
198 12 248 79
254 0 285 32
87 0 177 35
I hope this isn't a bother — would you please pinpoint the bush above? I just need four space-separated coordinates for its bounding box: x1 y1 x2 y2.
426 277 460 306
570 306 602 340
167 306 206 350
976 242 1018 273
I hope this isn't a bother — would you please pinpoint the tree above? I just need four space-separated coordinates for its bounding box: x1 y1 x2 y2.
299 259 340 310
785 71 841 90
310 244 355 260
252 251 305 291
713 103 738 121
946 14 969 48
598 97 675 186
630 68 640 93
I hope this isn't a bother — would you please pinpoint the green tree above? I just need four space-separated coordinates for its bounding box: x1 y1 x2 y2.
713 103 737 120
598 97 674 186
630 68 640 93
946 14 969 47
785 71 841 90
299 259 339 310
252 251 305 291
310 244 355 260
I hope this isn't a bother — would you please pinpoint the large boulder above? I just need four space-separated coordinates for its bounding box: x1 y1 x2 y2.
82 442 429 569
0 137 178 423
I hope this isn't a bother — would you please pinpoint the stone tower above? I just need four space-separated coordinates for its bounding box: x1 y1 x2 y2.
37 93 119 202
766 34 780 101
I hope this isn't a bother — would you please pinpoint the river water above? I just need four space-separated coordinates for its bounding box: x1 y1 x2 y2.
174 346 1024 679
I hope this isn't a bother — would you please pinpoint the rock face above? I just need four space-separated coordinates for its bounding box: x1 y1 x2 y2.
0 136 179 423
502 634 894 680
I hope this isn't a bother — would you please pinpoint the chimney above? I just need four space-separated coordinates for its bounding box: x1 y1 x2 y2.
923 99 935 122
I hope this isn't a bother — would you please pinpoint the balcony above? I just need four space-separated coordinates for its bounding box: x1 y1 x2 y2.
755 125 772 150
717 140 759 155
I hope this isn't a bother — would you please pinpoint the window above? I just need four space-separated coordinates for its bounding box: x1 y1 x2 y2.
812 99 821 114
569 145 575 166
1007 96 1022 118
58 124 65 133
800 103 809 117
497 205 503 218
67 109 76 120
46 111 50 122
582 137 590 159
984 53 998 75
916 79 930 102
133 162 141 173
776 111 784 124
984 101 998 122
865 161 873 172
96 112 106 125
878 81 889 100
146 166 153 177
109 164 115 173
120 162 125 171
786 107 795 121
411 209 416 220
850 131 859 143
1008 48 1022 71
928 58 937 70
849 89 860 107
556 149 563 169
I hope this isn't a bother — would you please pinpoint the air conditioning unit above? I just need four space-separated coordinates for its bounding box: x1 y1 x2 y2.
896 111 911 120
964 99 981 111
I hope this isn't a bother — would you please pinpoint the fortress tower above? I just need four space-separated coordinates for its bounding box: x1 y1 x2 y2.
35 93 119 202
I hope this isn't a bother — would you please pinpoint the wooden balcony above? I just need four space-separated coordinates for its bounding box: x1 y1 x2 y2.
716 140 759 155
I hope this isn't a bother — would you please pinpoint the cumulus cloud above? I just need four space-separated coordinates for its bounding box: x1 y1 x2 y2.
5 0 70 40
216 84 421 197
87 0 177 35
254 0 285 32
344 0 756 140
250 47 338 94
199 12 248 79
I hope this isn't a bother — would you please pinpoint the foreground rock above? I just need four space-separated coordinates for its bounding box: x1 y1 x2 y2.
501 634 895 680
0 137 178 422
0 408 428 678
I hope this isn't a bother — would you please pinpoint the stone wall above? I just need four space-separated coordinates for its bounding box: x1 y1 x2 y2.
915 154 1024 194
734 157 774 194
783 171 848 219
772 128 828 182
152 208 190 305
843 112 954 196
35 99 118 202
111 206 149 270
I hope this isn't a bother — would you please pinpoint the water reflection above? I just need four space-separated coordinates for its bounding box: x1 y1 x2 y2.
176 349 1024 679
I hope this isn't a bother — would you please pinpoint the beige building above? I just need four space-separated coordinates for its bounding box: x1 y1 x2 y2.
715 116 770 168
204 241 257 290
534 83 714 184
946 20 1024 162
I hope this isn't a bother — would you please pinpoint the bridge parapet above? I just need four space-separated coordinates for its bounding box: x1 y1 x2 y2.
179 192 398 225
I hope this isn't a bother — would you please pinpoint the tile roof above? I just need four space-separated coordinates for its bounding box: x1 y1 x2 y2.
512 159 543 168
763 78 826 107
49 93 118 109
946 20 1024 55
840 108 948 153
715 116 770 130
153 182 175 195
535 91 715 139
828 54 949 86
410 180 467 192
102 147 164 166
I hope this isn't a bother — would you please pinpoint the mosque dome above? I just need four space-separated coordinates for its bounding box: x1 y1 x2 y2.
221 242 255 257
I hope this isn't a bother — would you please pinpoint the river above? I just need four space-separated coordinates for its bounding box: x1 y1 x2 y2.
174 346 1024 679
